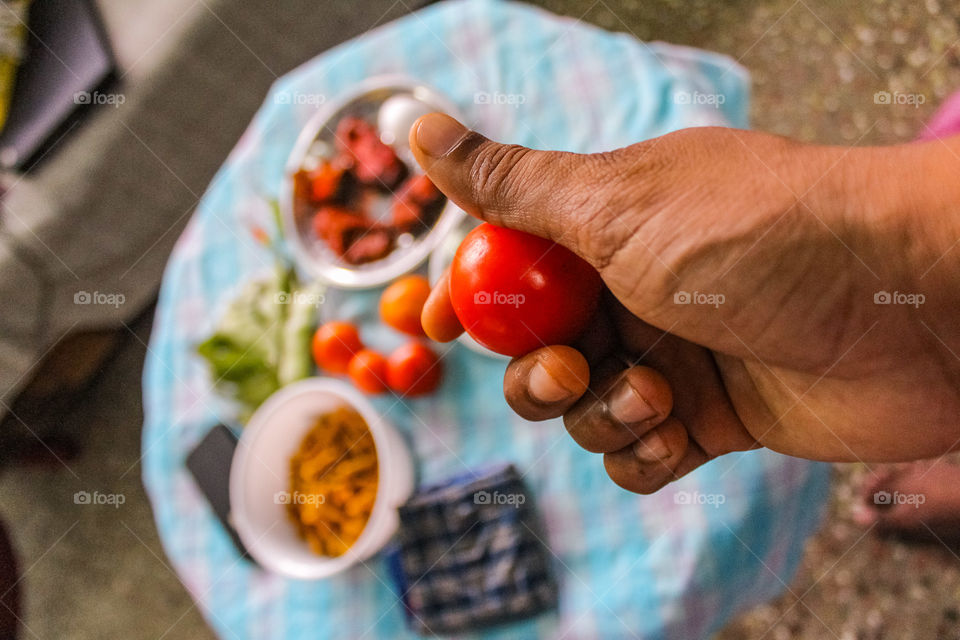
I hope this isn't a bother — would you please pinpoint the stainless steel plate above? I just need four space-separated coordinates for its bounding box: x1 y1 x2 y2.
280 75 465 289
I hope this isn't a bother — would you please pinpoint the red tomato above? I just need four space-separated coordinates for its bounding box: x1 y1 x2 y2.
403 174 442 204
347 349 389 394
309 160 346 202
380 275 431 336
386 343 442 396
311 322 363 374
448 223 602 357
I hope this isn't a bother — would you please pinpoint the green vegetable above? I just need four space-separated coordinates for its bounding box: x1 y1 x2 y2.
197 264 321 423
278 281 324 386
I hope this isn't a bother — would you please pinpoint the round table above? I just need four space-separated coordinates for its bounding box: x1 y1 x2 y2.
143 1 831 638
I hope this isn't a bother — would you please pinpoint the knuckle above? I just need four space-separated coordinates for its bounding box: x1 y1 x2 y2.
562 409 606 453
568 146 662 270
573 203 634 271
584 141 689 305
467 142 537 213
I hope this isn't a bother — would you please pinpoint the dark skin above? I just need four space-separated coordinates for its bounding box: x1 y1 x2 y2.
413 113 960 495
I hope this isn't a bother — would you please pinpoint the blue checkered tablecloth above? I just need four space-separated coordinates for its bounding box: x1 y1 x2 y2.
142 1 831 638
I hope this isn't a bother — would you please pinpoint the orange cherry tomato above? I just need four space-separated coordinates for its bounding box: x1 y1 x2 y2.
386 342 442 396
379 275 431 337
347 349 389 394
311 322 363 374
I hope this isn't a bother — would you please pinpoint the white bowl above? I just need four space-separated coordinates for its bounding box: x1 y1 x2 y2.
229 378 414 579
280 75 466 289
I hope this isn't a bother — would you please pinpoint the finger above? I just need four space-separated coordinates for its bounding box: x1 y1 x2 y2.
421 269 463 342
563 365 673 453
503 345 590 421
409 113 635 266
602 418 691 494
615 307 758 457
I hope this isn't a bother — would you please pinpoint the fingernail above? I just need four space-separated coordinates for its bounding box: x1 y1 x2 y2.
414 113 469 158
529 362 574 403
633 430 671 462
607 379 657 424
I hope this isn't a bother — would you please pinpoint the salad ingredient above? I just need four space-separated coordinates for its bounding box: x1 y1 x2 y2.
379 275 431 336
348 349 389 394
278 281 325 385
197 266 319 421
311 321 364 374
448 223 602 357
386 342 442 396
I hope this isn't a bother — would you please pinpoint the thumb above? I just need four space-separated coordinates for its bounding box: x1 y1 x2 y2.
409 113 633 267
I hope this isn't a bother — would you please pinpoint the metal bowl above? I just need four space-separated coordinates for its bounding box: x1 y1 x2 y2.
280 75 465 289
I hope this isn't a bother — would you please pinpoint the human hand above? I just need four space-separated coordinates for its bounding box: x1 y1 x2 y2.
412 113 960 493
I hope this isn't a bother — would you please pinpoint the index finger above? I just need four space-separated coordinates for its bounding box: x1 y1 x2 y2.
421 268 465 342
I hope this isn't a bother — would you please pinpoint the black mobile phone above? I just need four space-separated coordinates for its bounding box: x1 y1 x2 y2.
185 424 250 560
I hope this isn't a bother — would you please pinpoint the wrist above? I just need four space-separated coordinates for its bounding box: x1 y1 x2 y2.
816 137 960 287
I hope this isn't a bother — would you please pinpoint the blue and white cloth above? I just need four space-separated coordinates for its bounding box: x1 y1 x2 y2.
142 1 831 638
387 463 557 635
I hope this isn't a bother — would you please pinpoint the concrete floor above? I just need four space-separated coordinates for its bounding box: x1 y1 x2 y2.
0 311 213 639
2 0 959 638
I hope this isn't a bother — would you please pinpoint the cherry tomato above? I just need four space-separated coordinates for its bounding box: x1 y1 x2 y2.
448 223 602 357
386 343 442 396
379 275 431 336
311 322 363 374
347 349 389 394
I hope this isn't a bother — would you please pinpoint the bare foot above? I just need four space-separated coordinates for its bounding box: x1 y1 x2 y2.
854 460 960 544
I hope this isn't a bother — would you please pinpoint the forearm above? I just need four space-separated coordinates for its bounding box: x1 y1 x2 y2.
827 136 960 376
